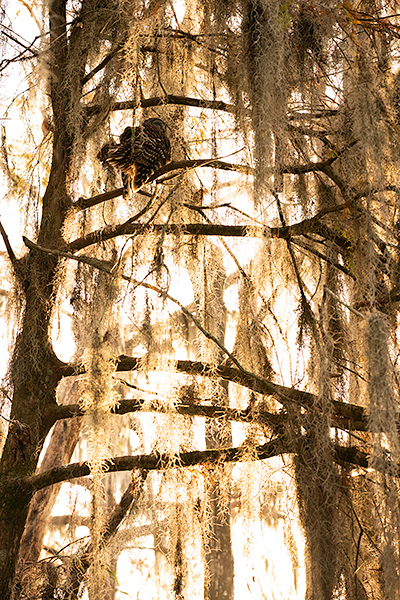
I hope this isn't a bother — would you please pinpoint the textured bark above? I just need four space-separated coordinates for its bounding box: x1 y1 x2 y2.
205 485 234 600
18 413 82 565
0 0 73 594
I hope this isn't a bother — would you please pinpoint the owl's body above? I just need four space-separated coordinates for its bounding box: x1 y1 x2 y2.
99 118 171 196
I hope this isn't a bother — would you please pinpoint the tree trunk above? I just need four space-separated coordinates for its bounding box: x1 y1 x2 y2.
18 410 82 564
185 239 234 600
0 0 74 594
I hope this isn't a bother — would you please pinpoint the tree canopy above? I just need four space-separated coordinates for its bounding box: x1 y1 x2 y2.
1 0 400 599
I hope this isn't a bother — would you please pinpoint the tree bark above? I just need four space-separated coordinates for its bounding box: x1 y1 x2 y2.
0 0 73 594
18 410 82 564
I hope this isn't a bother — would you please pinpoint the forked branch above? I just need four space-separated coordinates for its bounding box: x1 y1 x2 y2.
65 470 148 598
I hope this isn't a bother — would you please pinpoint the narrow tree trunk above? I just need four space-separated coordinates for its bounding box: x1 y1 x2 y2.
185 239 234 600
205 415 234 600
18 409 82 564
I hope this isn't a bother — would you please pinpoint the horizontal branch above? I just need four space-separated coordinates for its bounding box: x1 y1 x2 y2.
157 158 252 176
86 96 341 124
73 187 154 211
73 150 350 223
67 221 254 252
86 95 239 117
50 389 369 437
22 436 289 493
20 434 388 494
67 214 351 254
72 158 251 214
170 359 367 429
58 349 367 433
25 238 290 401
270 212 352 251
25 236 365 432
94 355 366 430
49 397 286 432
70 178 353 254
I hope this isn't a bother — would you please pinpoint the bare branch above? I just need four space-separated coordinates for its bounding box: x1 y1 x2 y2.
86 95 240 117
0 218 17 266
57 352 367 432
23 236 302 406
67 221 251 252
21 435 394 494
22 436 289 492
66 212 352 254
74 187 125 209
73 158 251 214
169 359 367 428
82 43 124 85
24 235 291 407
50 391 370 436
24 235 368 437
49 397 286 432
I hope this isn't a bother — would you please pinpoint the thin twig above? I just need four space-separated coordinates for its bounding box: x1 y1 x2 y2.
290 239 354 279
0 218 17 266
324 287 367 319
82 43 124 85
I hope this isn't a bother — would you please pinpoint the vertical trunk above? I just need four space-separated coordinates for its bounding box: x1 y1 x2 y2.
185 239 234 600
0 0 75 595
18 411 82 564
205 468 234 600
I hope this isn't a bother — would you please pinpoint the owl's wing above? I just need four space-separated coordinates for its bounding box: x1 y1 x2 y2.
98 122 171 194
131 126 171 189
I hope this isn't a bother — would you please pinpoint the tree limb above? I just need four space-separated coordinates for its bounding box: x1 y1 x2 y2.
86 95 239 117
58 355 367 431
74 186 152 211
82 43 124 85
22 436 289 492
49 392 370 435
67 221 253 252
20 435 395 494
48 397 286 431
24 237 367 432
65 470 148 599
66 216 352 254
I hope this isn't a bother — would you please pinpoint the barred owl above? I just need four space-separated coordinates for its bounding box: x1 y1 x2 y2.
98 118 171 197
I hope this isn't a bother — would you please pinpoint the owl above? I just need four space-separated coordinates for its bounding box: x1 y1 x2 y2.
98 118 171 197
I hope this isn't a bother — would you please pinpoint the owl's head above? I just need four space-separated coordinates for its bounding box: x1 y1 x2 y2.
143 118 168 133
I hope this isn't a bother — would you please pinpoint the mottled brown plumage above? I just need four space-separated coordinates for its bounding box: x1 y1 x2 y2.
98 118 171 196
